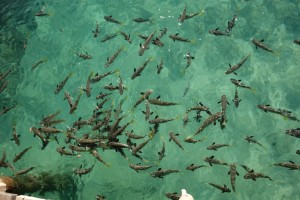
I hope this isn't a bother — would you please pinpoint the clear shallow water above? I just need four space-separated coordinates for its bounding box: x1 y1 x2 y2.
1 0 300 199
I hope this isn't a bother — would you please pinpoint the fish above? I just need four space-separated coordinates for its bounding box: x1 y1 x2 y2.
11 125 20 146
232 87 241 108
244 136 263 147
73 164 95 176
91 149 110 166
285 128 300 138
0 80 9 94
101 33 118 42
0 68 13 82
209 28 228 36
294 40 300 45
204 156 228 166
184 136 204 143
194 110 202 123
228 163 239 192
14 167 35 176
296 150 300 155
257 105 300 121
91 71 116 84
148 96 178 106
226 14 237 33
29 127 49 149
209 183 231 193
178 5 187 23
152 37 164 47
186 102 210 113
186 164 206 171
183 112 189 127
149 115 176 124
158 28 168 39
194 111 223 135
69 91 82 114
35 7 49 16
139 32 155 56
169 33 191 42
184 52 195 69
0 148 7 167
157 58 164 74
104 15 123 25
244 170 272 181
169 132 184 150
251 39 276 54
131 139 151 155
76 52 92 59
207 142 230 151
39 127 62 134
55 72 73 94
150 168 180 178
105 47 124 68
120 31 132 44
13 147 32 163
69 144 91 152
96 92 112 100
96 195 106 200
142 100 153 121
72 117 93 129
0 105 16 116
32 58 47 70
133 18 150 23
56 146 74 156
126 130 146 139
230 78 252 90
225 53 251 75
274 161 300 170
83 72 93 97
165 192 180 200
129 163 153 172
158 139 166 161
64 91 73 107
185 10 205 19
92 22 100 38
218 95 229 129
104 83 119 91
118 75 124 95
77 138 101 145
133 89 153 108
131 57 152 79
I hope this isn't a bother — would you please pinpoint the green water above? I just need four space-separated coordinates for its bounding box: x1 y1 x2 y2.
1 0 300 199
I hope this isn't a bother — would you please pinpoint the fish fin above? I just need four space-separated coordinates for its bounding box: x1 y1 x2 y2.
260 39 264 42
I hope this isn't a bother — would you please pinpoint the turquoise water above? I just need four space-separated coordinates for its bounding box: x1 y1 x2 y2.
1 0 300 199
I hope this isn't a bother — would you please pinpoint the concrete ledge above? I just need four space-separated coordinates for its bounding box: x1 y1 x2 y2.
0 182 7 192
0 192 45 200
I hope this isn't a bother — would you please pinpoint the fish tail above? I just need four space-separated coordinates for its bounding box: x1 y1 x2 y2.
199 9 205 16
149 18 157 24
105 162 111 168
68 72 75 78
190 39 197 44
148 56 155 62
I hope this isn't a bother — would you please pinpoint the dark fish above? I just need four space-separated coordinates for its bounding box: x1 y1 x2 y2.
274 161 300 170
126 130 145 139
184 52 194 69
204 156 228 166
169 132 184 150
184 136 204 143
56 146 74 156
169 33 191 42
14 167 35 176
186 164 206 171
120 31 132 44
296 150 300 155
91 149 110 167
105 47 124 68
133 89 153 108
251 39 276 54
55 72 73 94
158 28 167 39
0 67 13 81
178 5 187 23
139 32 155 56
244 136 263 147
131 57 152 80
218 95 229 129
232 87 241 108
96 92 112 100
96 195 106 200
244 170 272 181
294 40 300 45
285 128 300 138
185 10 204 19
225 53 251 75
92 22 100 38
73 164 95 176
129 163 153 172
83 72 93 97
207 142 230 151
186 102 210 113
35 7 49 16
39 127 62 134
69 92 82 114
149 115 176 124
183 112 189 127
76 52 92 59
91 70 116 84
150 168 179 178
104 15 123 25
230 78 252 90
152 37 164 47
0 105 16 116
11 125 20 146
258 105 300 122
182 80 191 97
0 80 9 94
142 100 153 121
131 139 151 155
158 139 166 161
194 111 223 135
29 127 49 149
226 14 237 33
133 18 150 23
13 147 32 163
209 28 227 36
32 58 47 70
101 33 118 42
157 58 164 74
148 97 178 106
228 163 239 192
165 192 180 200
209 183 231 193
